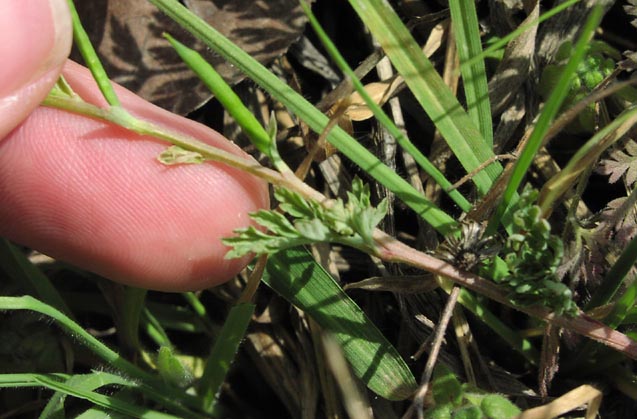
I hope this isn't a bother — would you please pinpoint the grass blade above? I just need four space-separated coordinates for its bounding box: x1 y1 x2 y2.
0 296 203 413
0 239 73 318
262 247 417 401
539 106 637 216
0 373 181 419
197 303 255 412
348 0 502 195
300 1 472 212
0 296 146 377
449 0 493 146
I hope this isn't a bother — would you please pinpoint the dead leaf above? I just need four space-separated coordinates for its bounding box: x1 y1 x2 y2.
73 0 308 115
343 274 438 294
516 384 602 419
488 0 538 116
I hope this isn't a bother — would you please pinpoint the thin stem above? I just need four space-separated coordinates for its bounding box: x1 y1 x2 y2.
408 286 461 419
66 0 121 106
42 94 323 203
373 230 637 360
238 255 268 304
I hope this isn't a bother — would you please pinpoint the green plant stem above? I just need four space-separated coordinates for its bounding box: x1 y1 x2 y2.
449 0 492 146
119 286 147 355
143 307 173 348
164 33 290 173
373 230 637 359
42 92 313 197
66 0 120 106
198 303 255 413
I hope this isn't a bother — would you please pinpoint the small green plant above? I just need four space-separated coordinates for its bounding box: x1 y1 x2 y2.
223 177 388 258
496 187 577 316
539 40 629 133
424 365 520 419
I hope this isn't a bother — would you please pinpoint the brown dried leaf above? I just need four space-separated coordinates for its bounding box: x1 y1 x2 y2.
343 274 438 294
488 0 538 116
73 0 307 115
337 80 399 122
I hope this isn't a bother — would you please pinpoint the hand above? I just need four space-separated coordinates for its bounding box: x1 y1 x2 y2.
0 0 269 291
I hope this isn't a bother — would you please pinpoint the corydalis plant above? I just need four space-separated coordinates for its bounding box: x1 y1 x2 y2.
223 177 388 259
500 187 577 316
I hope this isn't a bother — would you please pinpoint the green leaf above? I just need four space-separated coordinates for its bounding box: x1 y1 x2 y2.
453 405 483 419
157 346 193 388
224 178 387 258
198 303 254 412
480 394 521 419
432 364 463 407
262 247 417 400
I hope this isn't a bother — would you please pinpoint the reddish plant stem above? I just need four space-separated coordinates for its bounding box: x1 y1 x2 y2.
374 230 637 360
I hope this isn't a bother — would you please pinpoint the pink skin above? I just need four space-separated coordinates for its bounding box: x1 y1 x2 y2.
0 0 269 291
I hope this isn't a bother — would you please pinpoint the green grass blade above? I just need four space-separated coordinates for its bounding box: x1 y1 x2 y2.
119 287 147 354
300 1 472 212
39 372 135 419
143 307 173 348
489 5 604 230
539 106 637 215
197 302 255 412
148 0 457 235
0 296 203 413
457 290 539 364
262 247 417 401
348 0 502 195
164 34 289 172
0 296 152 380
182 292 216 335
449 0 492 147
0 239 73 318
1 373 181 419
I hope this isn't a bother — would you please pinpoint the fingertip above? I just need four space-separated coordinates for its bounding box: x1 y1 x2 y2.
0 106 269 291
1 64 270 292
0 0 72 138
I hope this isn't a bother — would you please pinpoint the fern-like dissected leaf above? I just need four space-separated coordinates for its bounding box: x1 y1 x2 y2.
599 139 637 185
223 177 387 258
